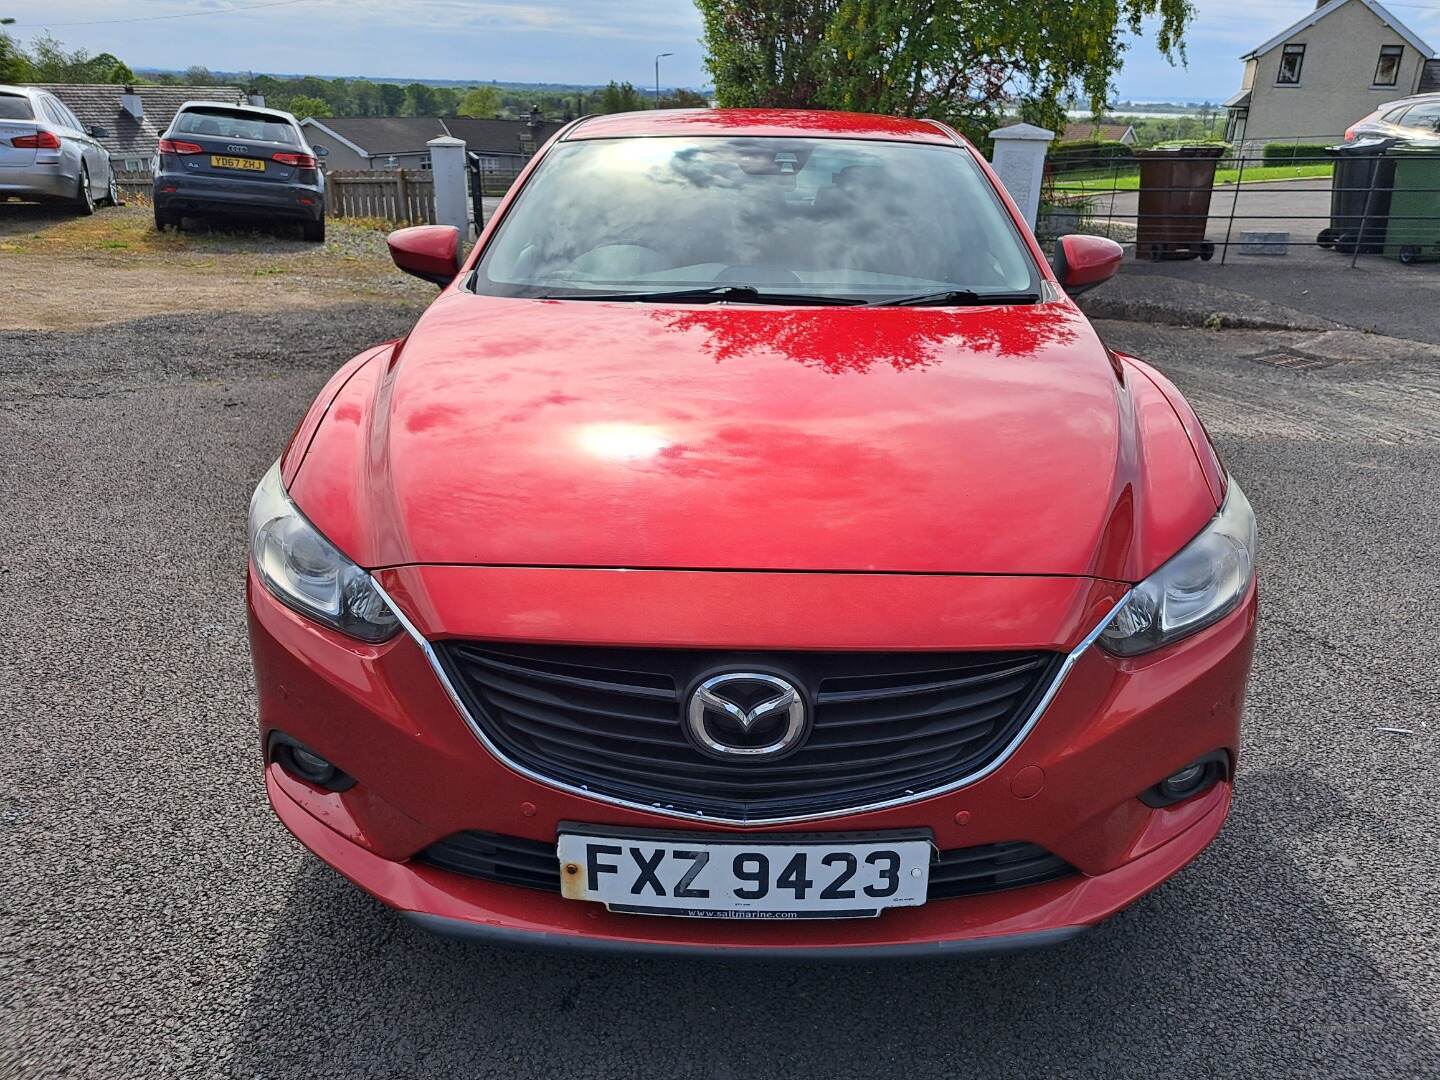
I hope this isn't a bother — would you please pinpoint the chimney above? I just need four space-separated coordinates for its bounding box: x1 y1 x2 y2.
248 91 266 108
528 106 541 130
120 85 142 120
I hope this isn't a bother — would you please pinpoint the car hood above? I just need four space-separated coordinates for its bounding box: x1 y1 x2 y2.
291 291 1216 580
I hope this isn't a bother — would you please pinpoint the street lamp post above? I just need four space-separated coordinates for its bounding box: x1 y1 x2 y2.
654 52 673 109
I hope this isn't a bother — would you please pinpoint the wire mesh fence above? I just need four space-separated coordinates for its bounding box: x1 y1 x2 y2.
1035 143 1440 267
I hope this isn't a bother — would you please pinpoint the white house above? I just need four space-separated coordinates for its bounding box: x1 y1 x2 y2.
1224 0 1439 147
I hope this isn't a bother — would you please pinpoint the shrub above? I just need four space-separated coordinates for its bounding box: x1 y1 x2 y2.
1263 142 1332 164
1047 139 1135 175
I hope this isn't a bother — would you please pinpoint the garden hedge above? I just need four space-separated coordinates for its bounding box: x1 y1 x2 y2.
1262 143 1333 164
1047 139 1135 174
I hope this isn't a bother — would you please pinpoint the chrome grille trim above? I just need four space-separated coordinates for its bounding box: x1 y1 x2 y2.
370 577 1129 828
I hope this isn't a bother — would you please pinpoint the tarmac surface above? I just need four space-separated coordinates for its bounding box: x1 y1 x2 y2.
1089 177 1440 344
2 302 1438 1079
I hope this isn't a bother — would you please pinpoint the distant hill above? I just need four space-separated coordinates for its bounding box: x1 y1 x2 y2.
134 68 706 94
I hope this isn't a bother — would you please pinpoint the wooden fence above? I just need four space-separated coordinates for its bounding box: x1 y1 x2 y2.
115 170 152 204
112 166 440 225
474 166 524 197
327 169 435 224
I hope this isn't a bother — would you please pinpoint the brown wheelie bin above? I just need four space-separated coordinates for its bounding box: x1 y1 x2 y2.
1134 145 1225 261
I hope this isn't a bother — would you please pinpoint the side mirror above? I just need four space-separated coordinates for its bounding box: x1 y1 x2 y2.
88 125 109 138
387 225 461 288
313 144 330 159
1054 234 1124 295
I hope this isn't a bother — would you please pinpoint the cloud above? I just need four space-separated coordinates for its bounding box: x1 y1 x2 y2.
10 0 1440 100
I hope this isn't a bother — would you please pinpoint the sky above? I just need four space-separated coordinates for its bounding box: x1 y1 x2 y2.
7 0 1440 102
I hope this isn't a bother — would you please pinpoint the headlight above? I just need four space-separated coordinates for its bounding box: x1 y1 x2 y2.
1098 479 1256 657
248 462 400 643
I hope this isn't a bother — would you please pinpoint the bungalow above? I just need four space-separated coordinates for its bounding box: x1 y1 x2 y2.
1224 0 1439 147
298 112 566 173
1060 121 1138 146
34 83 250 173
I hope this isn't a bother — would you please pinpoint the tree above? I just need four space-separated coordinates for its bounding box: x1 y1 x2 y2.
102 57 135 84
660 88 710 109
0 30 32 83
431 86 459 115
378 82 406 116
597 80 643 114
459 85 502 118
403 82 438 116
24 34 136 83
694 0 1193 139
348 79 381 116
183 64 221 86
288 95 332 119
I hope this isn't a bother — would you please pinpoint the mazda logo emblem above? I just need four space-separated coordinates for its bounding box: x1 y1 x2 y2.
686 673 808 759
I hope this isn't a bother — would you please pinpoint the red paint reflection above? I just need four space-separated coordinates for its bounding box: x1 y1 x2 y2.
658 303 1080 375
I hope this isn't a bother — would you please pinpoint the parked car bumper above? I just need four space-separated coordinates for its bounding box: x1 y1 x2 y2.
153 175 323 221
0 165 79 200
249 562 1257 957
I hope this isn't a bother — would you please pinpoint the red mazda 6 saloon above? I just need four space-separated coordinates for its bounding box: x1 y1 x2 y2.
247 109 1257 958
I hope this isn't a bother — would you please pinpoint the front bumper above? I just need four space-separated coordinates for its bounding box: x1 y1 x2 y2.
249 565 1256 955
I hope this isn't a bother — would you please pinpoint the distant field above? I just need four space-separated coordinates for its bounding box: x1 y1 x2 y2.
1054 163 1334 193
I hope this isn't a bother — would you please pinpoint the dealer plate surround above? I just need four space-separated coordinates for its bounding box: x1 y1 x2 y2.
557 824 932 920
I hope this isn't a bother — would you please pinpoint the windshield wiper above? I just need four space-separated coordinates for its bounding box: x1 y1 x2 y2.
864 289 1042 308
534 285 861 306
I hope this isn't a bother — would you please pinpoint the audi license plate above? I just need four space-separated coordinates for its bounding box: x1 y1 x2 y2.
557 827 931 919
211 155 264 171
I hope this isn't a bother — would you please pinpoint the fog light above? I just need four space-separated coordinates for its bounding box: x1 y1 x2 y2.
289 745 336 783
1140 751 1228 808
269 733 355 792
1160 764 1207 799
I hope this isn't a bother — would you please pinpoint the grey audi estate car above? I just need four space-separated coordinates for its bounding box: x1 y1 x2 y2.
152 101 327 241
0 85 116 213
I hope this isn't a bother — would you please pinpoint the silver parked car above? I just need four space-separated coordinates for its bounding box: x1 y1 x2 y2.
0 84 117 214
1346 93 1440 145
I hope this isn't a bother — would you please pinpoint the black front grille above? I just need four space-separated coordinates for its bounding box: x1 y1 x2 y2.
434 644 1062 821
416 831 1075 900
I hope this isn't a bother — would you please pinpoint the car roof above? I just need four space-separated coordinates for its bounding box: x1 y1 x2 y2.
1380 92 1440 109
564 108 961 145
0 84 40 99
174 99 297 122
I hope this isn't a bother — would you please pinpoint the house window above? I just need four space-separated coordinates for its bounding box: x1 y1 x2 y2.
1277 44 1306 85
1374 46 1403 87
1225 109 1248 143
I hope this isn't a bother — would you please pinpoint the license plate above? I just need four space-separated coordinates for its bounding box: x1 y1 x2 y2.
211 155 265 171
557 827 931 920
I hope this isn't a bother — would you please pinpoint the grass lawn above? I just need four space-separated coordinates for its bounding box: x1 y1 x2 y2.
0 202 432 329
1053 162 1333 194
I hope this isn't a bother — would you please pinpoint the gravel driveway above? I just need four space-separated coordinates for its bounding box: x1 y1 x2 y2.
2 306 1437 1079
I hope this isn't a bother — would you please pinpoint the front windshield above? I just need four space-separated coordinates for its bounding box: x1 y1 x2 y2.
473 136 1040 302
